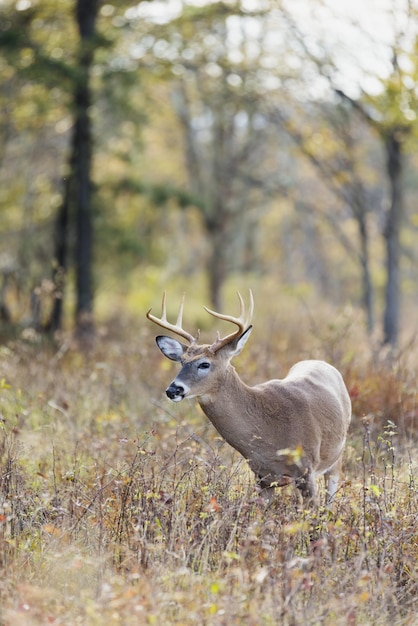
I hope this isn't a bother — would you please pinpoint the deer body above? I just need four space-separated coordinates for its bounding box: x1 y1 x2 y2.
147 292 351 505
199 360 350 493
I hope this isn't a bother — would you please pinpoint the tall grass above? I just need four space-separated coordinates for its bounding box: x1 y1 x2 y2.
0 310 417 625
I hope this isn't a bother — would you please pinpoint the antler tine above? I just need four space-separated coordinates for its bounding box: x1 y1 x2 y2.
161 291 167 321
247 288 254 327
146 292 196 344
176 293 185 327
205 289 254 352
237 289 254 327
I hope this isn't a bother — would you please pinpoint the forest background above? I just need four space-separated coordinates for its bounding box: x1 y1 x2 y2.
1 0 418 346
1 1 418 624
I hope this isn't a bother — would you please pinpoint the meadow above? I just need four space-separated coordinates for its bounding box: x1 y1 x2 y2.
0 297 417 625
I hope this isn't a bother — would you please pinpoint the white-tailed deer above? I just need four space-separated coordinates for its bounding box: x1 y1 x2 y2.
146 291 351 506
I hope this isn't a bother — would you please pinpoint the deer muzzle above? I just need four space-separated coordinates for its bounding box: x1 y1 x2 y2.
166 382 185 402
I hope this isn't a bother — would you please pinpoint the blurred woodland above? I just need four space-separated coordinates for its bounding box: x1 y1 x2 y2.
3 3 418 623
1 0 418 347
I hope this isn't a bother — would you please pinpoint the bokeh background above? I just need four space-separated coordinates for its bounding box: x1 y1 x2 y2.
1 0 418 347
1 2 418 624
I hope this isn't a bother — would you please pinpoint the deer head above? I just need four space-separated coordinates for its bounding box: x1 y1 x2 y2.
146 291 254 402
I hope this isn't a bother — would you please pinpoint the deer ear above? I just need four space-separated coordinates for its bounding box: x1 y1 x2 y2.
225 325 252 358
156 336 187 362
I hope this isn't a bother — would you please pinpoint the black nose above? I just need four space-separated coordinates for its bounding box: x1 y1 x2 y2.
166 384 184 400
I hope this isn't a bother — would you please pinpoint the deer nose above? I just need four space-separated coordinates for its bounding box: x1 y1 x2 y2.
166 383 185 401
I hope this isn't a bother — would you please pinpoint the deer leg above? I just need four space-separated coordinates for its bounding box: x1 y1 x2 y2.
256 474 294 506
324 456 342 506
296 470 318 507
258 486 275 505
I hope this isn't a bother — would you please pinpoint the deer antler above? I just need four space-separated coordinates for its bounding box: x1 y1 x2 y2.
205 290 254 353
146 292 197 344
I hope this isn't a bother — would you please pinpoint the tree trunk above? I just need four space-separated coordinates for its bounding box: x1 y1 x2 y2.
48 143 75 333
49 189 70 332
383 129 403 347
207 227 228 311
73 0 98 337
357 210 374 335
46 0 98 337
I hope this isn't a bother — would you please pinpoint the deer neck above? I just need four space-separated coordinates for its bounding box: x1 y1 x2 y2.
197 366 294 485
198 366 257 446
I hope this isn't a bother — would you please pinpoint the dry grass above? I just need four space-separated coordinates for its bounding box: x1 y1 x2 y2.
0 311 417 625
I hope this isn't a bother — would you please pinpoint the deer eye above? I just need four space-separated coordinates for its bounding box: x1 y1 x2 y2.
197 362 210 370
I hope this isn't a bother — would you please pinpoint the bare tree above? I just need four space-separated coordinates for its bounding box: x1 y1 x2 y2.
274 0 417 347
172 78 269 308
336 88 411 346
133 3 285 308
269 101 377 334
